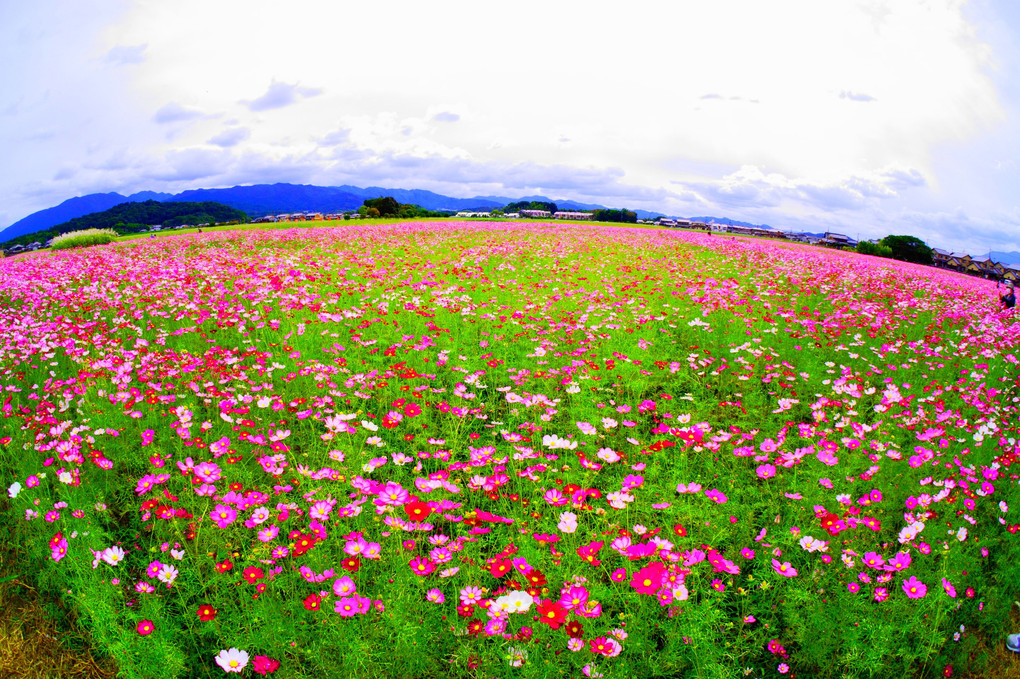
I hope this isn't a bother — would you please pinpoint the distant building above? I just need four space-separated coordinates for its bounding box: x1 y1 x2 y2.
553 211 593 220
520 210 551 218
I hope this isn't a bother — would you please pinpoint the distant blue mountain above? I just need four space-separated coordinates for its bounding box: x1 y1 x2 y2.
990 250 1020 266
0 183 703 240
686 216 774 230
1 193 128 240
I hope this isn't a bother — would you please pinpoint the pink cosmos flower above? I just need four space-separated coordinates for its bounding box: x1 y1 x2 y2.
560 584 590 611
409 556 436 576
333 575 356 597
704 489 728 504
335 596 359 617
942 578 957 598
771 559 798 577
902 576 927 599
210 504 237 529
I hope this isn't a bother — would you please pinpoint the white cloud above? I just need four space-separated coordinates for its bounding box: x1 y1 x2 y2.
207 127 250 147
153 102 205 124
244 81 322 112
104 44 147 65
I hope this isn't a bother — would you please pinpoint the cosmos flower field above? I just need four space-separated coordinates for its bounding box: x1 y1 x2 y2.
1 221 1018 678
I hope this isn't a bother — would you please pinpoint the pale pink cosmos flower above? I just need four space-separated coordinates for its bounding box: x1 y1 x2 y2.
214 648 249 673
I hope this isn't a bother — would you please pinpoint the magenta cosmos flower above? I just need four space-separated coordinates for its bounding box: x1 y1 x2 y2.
902 576 927 599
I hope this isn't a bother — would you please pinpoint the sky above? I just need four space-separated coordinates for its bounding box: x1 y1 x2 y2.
2 0 1020 255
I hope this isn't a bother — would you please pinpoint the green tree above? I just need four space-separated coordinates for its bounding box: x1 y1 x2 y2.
505 201 557 213
592 209 637 223
856 241 893 258
879 235 933 265
363 197 400 217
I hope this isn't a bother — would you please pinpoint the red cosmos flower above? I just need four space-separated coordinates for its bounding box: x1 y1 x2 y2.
466 619 485 636
564 619 585 638
242 566 264 584
673 523 688 537
303 593 321 611
525 569 547 588
292 533 317 556
341 556 361 572
403 403 421 418
197 604 218 621
630 561 667 595
404 500 432 522
820 512 845 536
489 559 513 578
136 619 155 636
515 626 534 642
535 599 567 629
215 559 233 573
457 604 475 618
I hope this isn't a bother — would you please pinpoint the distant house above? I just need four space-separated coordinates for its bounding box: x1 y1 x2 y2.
504 212 520 219
946 252 970 270
822 232 857 247
553 211 593 220
520 210 551 218
656 218 677 227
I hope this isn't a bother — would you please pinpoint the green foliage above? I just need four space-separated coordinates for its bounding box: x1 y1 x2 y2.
592 208 638 223
856 241 893 258
880 234 933 265
50 228 118 250
361 197 452 219
504 200 558 213
363 196 401 217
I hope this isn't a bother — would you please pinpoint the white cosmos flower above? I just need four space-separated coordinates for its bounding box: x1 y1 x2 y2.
214 648 249 673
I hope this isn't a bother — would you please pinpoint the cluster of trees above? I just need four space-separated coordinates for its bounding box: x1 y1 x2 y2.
504 200 557 213
857 235 933 265
358 197 453 219
1 201 247 249
591 209 637 223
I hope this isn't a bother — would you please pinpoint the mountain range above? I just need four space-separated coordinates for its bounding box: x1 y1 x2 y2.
0 184 671 241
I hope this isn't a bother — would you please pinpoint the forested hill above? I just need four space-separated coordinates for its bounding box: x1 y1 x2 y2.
1 201 247 248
